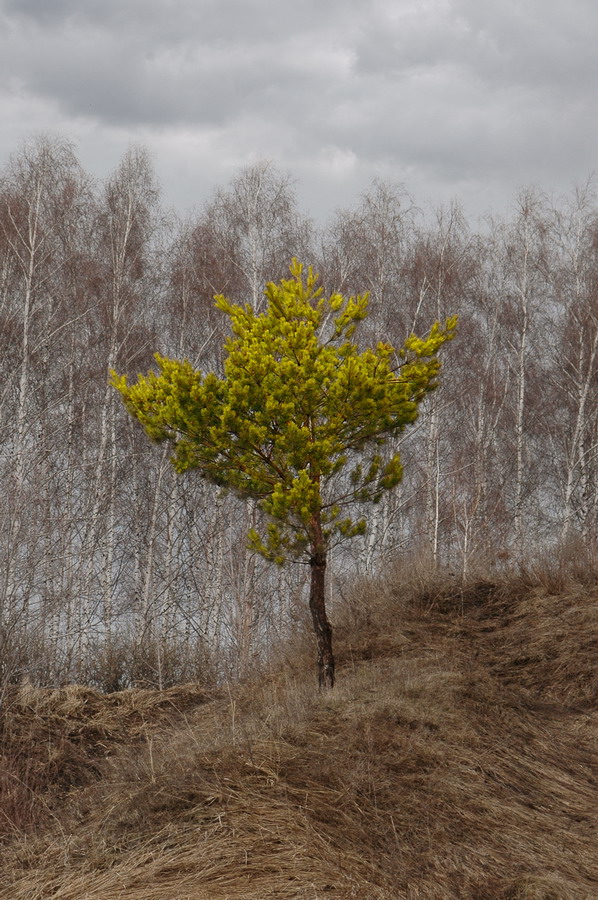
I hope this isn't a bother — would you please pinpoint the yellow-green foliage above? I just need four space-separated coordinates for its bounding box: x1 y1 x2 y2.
112 261 456 563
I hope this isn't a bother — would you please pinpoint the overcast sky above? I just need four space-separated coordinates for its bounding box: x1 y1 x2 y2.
0 0 596 223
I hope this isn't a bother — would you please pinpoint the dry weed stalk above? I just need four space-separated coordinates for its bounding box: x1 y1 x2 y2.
0 565 596 899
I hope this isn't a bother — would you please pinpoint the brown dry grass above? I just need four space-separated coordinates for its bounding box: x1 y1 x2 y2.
0 565 596 899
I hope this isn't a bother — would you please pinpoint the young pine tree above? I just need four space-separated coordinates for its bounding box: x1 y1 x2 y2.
112 261 456 688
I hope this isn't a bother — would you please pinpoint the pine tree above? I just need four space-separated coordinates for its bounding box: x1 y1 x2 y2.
112 260 456 687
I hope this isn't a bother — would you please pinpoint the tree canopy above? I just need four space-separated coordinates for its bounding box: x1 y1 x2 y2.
112 259 456 686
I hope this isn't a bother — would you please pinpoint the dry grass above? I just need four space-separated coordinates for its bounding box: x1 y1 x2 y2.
0 565 596 899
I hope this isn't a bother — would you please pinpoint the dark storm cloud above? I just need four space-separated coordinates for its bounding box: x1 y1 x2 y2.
1 0 597 221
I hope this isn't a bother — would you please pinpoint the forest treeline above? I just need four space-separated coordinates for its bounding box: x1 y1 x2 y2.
1 135 597 688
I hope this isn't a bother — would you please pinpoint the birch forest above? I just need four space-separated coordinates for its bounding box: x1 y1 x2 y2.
2 135 597 688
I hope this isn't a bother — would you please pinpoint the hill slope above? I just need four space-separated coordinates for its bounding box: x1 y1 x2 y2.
1 569 597 899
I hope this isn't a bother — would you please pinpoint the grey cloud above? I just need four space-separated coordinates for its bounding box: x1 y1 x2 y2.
455 0 598 92
0 0 358 128
353 3 471 77
3 0 76 26
3 0 359 47
0 0 597 224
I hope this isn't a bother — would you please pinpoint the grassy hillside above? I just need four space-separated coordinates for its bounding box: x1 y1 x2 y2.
1 564 597 899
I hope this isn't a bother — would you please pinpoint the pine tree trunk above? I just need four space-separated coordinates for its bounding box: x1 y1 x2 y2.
308 549 334 689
